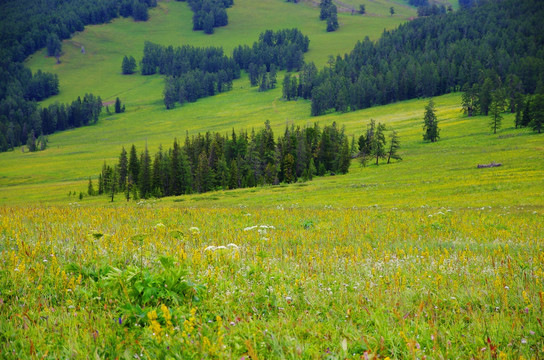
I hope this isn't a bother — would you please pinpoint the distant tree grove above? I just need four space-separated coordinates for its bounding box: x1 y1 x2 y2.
0 0 157 153
94 121 366 200
461 73 544 134
139 29 309 109
0 94 103 152
282 0 544 117
175 0 233 34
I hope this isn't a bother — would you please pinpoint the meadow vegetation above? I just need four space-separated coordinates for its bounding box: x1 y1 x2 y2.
0 0 543 358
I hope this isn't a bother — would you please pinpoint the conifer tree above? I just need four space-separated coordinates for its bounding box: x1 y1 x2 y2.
530 94 544 133
139 145 152 198
372 122 387 165
387 130 402 164
87 177 95 196
337 137 351 174
128 144 140 185
489 89 506 134
118 147 128 191
423 99 440 142
110 166 118 202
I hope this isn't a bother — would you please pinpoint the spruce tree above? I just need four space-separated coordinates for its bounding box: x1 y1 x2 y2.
139 145 152 198
372 123 387 165
387 130 402 164
529 94 544 133
128 144 140 185
489 89 506 134
88 177 95 196
115 97 123 113
338 137 351 174
423 99 440 142
118 147 128 191
521 97 532 127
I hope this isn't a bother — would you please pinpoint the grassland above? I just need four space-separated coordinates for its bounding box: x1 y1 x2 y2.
1 0 543 358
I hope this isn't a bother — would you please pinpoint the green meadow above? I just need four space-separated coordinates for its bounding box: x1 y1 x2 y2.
1 0 540 207
1 1 544 358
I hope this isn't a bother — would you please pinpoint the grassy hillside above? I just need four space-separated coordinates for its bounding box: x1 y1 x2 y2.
1 1 544 358
1 88 542 208
25 0 413 107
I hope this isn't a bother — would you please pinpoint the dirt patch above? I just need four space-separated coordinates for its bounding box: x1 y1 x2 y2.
102 101 115 107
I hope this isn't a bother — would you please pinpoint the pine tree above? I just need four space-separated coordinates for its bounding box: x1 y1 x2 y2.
307 158 316 180
521 97 532 127
128 144 140 185
110 166 118 202
326 9 339 32
338 137 351 174
118 147 128 191
164 77 177 109
122 55 137 74
170 139 183 195
423 99 440 142
195 152 211 193
115 97 123 113
529 94 544 133
372 123 387 165
489 89 506 134
88 177 95 196
387 130 402 164
139 145 152 198
283 154 296 183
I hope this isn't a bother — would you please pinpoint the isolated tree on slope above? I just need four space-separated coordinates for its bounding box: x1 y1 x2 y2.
423 99 440 142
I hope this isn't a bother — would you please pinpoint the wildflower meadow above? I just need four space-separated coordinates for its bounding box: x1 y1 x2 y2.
1 204 542 358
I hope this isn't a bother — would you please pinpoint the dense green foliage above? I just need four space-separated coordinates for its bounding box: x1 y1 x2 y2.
121 55 137 74
139 42 239 108
232 29 309 73
176 0 233 34
284 0 544 116
0 0 157 153
96 121 355 199
320 0 339 32
157 29 309 108
0 93 103 152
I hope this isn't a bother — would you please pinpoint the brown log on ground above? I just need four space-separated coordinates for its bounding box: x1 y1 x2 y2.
477 162 502 168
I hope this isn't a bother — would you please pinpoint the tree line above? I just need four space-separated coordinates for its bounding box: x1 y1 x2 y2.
92 121 366 200
175 0 233 34
0 0 156 153
280 0 544 117
0 94 103 152
461 75 544 134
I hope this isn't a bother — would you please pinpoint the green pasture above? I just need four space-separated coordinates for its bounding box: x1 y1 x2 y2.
0 0 541 209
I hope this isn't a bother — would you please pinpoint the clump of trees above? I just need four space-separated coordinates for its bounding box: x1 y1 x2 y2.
92 121 360 200
176 0 233 34
141 29 309 108
282 0 544 117
319 0 339 32
122 55 137 74
233 28 310 74
139 42 240 109
357 119 402 166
